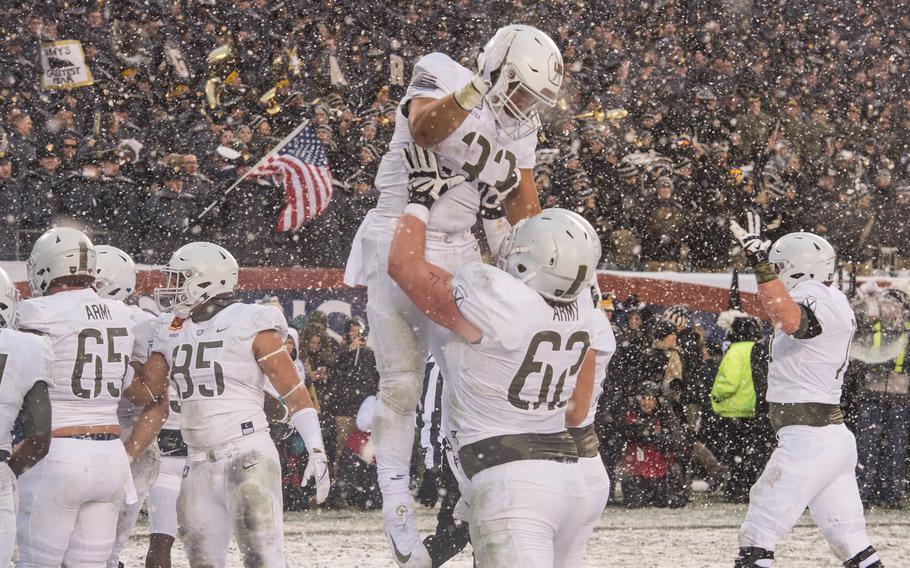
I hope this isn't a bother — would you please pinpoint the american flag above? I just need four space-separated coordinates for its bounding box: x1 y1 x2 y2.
250 123 333 232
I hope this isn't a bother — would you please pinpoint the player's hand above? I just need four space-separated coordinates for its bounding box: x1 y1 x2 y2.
303 448 331 504
478 168 521 219
417 468 440 508
730 211 770 263
477 28 518 88
401 142 465 209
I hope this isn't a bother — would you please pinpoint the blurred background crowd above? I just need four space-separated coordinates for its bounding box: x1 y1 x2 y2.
3 0 910 511
3 0 910 272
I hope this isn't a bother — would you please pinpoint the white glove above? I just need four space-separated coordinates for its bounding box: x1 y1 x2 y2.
303 448 331 504
401 142 465 209
290 408 331 505
730 211 770 262
477 28 518 88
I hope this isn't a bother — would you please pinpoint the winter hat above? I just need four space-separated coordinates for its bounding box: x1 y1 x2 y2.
662 305 690 329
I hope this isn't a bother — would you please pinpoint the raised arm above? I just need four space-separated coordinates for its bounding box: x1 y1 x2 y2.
388 143 482 344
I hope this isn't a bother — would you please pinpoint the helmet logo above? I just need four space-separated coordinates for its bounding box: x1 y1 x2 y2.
548 54 563 85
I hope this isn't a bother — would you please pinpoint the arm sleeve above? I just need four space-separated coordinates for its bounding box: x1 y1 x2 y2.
450 263 526 350
250 305 289 341
19 381 51 438
513 134 538 170
793 304 823 339
16 300 49 334
481 217 511 261
402 53 460 104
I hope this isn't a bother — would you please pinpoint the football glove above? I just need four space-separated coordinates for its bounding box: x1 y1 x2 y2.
401 142 465 209
303 448 331 504
730 211 771 263
478 168 521 219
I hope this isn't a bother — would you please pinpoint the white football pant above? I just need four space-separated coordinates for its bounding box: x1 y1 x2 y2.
361 229 478 560
149 455 186 539
563 456 610 567
469 460 587 568
107 443 161 567
0 462 16 566
16 438 132 567
178 432 284 568
739 424 873 562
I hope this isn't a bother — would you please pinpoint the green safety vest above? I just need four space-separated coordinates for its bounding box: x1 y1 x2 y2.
710 341 756 419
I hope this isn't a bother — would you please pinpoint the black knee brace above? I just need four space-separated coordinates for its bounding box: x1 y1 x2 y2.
734 546 774 567
843 546 882 568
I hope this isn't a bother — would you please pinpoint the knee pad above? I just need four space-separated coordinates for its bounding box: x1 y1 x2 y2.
378 372 424 413
843 546 882 568
734 547 774 567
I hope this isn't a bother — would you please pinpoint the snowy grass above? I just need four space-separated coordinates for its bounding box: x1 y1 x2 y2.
116 494 908 567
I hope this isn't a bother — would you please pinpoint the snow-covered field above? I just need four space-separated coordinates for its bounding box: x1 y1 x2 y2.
117 495 909 567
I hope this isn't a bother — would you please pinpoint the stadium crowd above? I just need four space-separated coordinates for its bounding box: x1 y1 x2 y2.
2 0 910 272
2 0 910 512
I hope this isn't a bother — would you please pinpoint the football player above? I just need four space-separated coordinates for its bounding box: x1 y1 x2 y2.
344 24 563 565
123 242 327 568
16 228 138 567
0 267 53 566
145 384 184 568
730 213 882 568
388 143 608 566
93 245 170 568
564 282 616 566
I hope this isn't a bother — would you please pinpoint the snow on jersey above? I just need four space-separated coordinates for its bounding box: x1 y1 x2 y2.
436 262 604 450
767 280 856 405
18 288 135 430
151 303 287 449
372 52 538 234
118 308 169 429
579 306 617 428
0 329 53 453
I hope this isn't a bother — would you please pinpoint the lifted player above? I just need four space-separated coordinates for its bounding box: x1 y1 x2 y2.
16 228 138 567
730 213 882 568
0 267 52 566
344 24 562 566
124 242 327 568
389 143 607 566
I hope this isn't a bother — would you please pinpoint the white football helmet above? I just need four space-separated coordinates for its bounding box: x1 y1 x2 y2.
93 245 137 302
498 208 600 303
0 267 19 329
480 24 563 140
155 242 239 317
768 232 836 291
27 227 96 296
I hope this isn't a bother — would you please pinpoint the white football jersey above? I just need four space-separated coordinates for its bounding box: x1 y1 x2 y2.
579 307 616 428
435 263 607 450
18 288 135 430
117 308 169 428
372 52 538 234
767 280 856 405
0 329 53 453
151 303 287 449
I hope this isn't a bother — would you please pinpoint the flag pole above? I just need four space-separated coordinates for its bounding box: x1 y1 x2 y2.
189 119 310 228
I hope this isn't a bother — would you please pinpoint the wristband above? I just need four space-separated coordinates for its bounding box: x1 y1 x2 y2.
403 203 430 225
453 75 487 111
290 407 325 454
753 260 778 285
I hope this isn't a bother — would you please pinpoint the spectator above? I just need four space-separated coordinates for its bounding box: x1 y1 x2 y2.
705 311 773 502
323 318 379 503
619 381 689 508
0 154 22 258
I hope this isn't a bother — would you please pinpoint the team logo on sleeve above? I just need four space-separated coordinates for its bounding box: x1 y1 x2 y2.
802 297 818 312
